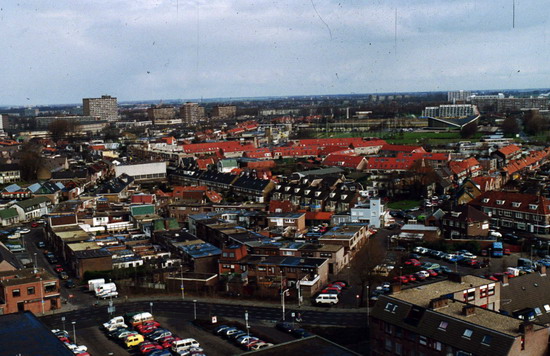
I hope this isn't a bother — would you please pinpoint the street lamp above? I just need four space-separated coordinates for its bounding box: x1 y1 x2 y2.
71 321 76 344
281 288 289 321
33 253 37 273
193 300 197 320
61 316 65 332
366 285 370 326
39 278 44 315
150 302 153 316
245 310 249 337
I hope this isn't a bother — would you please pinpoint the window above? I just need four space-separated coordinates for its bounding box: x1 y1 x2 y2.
463 329 473 338
419 335 427 345
515 212 523 219
534 307 542 316
463 288 475 301
384 302 398 313
433 341 442 351
496 200 504 205
480 285 488 298
544 304 550 313
512 202 521 208
384 322 393 334
529 204 538 210
482 198 490 203
385 338 392 351
12 289 20 297
438 321 448 331
395 342 402 355
488 283 495 296
481 335 492 346
27 287 35 295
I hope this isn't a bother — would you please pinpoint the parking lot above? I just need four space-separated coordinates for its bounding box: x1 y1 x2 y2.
77 315 243 356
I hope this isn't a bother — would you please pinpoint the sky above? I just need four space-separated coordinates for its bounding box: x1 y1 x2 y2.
1 0 549 106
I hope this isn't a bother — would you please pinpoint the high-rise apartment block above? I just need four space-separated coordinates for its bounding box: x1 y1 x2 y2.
180 102 205 124
83 95 118 122
147 106 176 123
447 90 472 103
212 105 237 118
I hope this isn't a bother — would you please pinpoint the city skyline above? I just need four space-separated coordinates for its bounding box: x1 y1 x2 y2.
1 1 549 106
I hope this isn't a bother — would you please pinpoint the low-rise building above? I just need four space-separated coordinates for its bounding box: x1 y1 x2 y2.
0 268 61 314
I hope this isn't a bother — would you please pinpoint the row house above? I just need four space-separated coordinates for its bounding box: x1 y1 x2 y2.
13 197 52 222
441 205 491 240
0 164 21 185
449 157 482 183
501 149 550 182
231 175 275 203
378 144 426 156
272 145 320 158
469 191 550 236
491 144 522 167
370 274 548 356
324 182 361 213
270 176 345 212
180 140 256 157
396 152 451 169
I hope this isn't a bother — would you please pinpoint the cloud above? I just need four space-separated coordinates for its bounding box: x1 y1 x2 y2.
0 0 548 105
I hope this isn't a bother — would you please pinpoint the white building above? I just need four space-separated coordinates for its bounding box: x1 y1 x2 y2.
350 197 385 228
422 104 477 118
447 90 472 103
114 161 167 181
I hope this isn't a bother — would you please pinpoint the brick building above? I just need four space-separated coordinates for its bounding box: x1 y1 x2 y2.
0 268 61 314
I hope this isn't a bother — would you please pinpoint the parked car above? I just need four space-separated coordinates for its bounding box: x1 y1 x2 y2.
36 241 46 248
427 270 438 277
416 271 430 279
504 249 511 256
405 274 417 282
426 263 440 270
438 265 453 274
404 259 421 267
393 276 409 284
213 325 231 335
276 322 294 333
250 342 274 351
291 328 314 338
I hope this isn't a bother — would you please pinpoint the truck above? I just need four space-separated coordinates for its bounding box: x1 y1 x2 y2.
88 278 106 292
102 316 127 331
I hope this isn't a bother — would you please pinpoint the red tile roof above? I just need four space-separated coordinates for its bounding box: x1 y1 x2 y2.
181 141 256 154
380 144 426 153
396 152 451 162
322 154 366 169
295 137 369 148
131 194 155 204
469 191 550 216
471 176 497 192
497 144 521 157
197 157 217 170
365 157 415 171
273 146 320 157
298 210 334 221
502 149 550 175
449 157 481 175
244 148 273 159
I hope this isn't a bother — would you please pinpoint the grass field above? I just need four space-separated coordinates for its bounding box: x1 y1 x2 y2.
311 130 482 145
387 200 422 210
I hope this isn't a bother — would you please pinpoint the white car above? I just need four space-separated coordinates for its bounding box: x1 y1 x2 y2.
18 228 31 234
416 270 430 279
250 342 274 351
461 252 477 259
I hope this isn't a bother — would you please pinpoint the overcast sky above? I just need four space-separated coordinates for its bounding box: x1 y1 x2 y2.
1 0 548 106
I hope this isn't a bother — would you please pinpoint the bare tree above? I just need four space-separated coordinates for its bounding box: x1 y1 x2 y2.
350 236 387 307
18 141 45 181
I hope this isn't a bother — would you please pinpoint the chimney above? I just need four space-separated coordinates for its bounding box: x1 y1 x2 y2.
462 304 476 317
519 322 534 334
391 283 402 294
429 297 450 310
447 272 463 283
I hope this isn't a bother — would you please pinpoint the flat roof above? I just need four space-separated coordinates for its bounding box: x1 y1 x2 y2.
240 335 361 356
392 275 495 308
0 312 74 356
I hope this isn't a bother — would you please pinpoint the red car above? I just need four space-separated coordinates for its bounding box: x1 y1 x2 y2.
321 287 341 294
331 281 347 289
393 276 409 284
31 222 40 228
327 284 343 291
54 265 64 273
427 270 438 277
504 271 516 278
404 259 421 267
504 249 511 255
140 342 162 354
488 275 499 281
406 274 417 282
138 325 158 335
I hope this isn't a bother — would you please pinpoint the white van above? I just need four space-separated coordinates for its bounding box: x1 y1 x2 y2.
172 338 200 352
129 312 154 326
315 294 339 305
88 278 105 292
